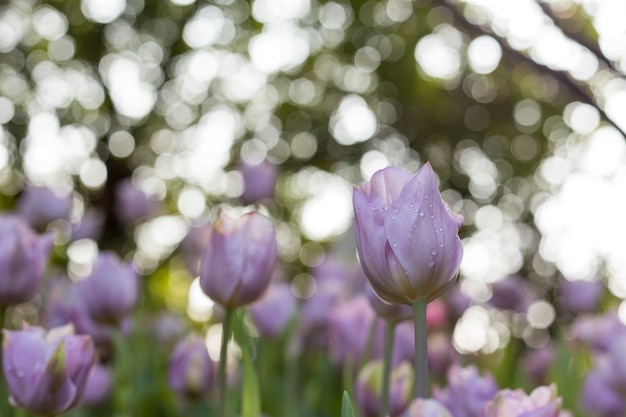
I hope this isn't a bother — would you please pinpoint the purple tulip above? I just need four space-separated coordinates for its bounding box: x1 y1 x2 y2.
0 215 54 305
199 210 278 310
488 275 535 313
352 163 463 305
16 185 72 228
434 364 499 417
249 281 297 338
569 311 626 352
2 324 95 416
523 343 555 386
356 360 413 417
239 159 278 205
179 223 212 275
78 251 140 323
480 385 561 417
70 208 105 242
327 294 382 365
557 278 603 315
400 398 453 417
580 362 626 417
168 335 215 400
81 363 112 407
114 178 159 224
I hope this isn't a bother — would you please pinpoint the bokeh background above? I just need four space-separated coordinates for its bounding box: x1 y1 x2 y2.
1 0 626 414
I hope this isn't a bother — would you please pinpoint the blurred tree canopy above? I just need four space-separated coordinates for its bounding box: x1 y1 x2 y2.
1 0 625 333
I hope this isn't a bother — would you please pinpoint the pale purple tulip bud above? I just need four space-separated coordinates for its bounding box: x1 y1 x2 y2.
434 364 499 417
557 278 603 315
481 385 561 417
523 343 555 386
327 294 382 365
356 360 413 417
70 208 105 242
580 362 626 417
81 363 112 407
239 160 278 205
2 324 95 416
16 185 72 228
199 210 278 310
400 398 453 417
488 275 535 313
249 281 297 338
114 178 159 224
168 335 215 400
366 283 413 324
569 311 626 352
352 163 463 305
78 252 140 323
0 215 54 305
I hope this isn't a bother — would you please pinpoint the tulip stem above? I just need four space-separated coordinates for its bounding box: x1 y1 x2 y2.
218 309 233 417
380 321 396 417
412 300 428 398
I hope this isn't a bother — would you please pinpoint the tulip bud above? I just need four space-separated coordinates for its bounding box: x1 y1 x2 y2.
400 398 453 417
78 251 140 323
239 159 278 205
114 178 159 224
481 385 562 417
0 215 54 305
434 364 499 417
2 324 95 416
81 363 112 407
356 360 413 417
168 335 215 400
199 210 278 310
249 281 297 338
352 163 463 305
16 185 72 229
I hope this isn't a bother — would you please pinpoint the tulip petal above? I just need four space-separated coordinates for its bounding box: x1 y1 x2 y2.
365 167 414 209
236 213 278 305
200 213 246 306
385 163 462 301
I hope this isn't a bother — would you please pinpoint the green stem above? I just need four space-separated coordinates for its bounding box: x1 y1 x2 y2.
380 321 395 417
412 300 428 398
218 309 233 417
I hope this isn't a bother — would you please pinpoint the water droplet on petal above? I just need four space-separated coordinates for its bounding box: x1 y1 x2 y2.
392 242 398 248
418 210 424 217
439 243 444 248
409 203 414 208
391 216 396 221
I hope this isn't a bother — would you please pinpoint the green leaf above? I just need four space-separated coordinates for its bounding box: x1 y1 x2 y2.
241 342 261 417
341 391 356 417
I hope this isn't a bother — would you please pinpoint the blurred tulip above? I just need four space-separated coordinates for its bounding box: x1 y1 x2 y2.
0 215 54 305
488 275 535 313
239 159 278 205
327 294 381 365
356 360 413 417
400 398 453 417
557 277 603 315
569 311 625 352
114 178 159 224
249 281 297 338
352 163 463 305
16 185 72 229
580 362 626 417
78 251 140 323
199 210 278 310
81 363 112 407
179 223 212 275
481 385 561 417
70 208 105 242
434 364 499 417
2 324 95 416
523 343 555 386
168 335 215 401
